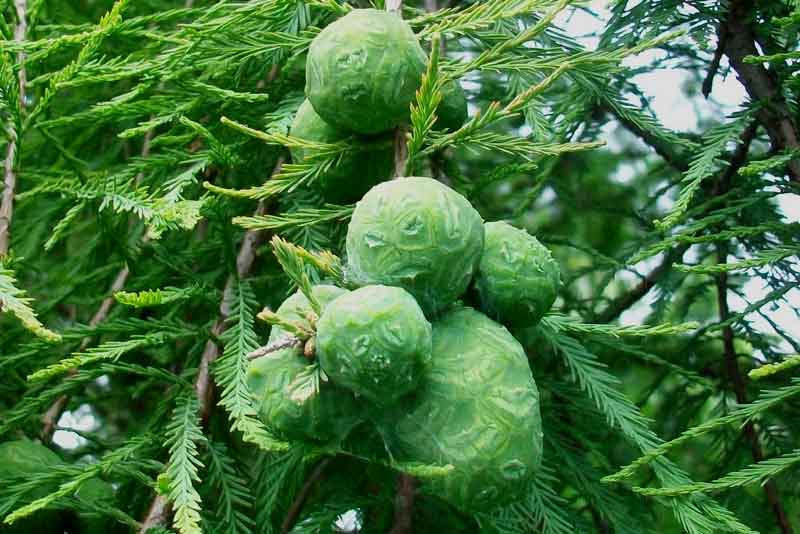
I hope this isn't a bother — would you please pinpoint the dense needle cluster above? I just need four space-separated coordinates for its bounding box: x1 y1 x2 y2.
1 1 798 533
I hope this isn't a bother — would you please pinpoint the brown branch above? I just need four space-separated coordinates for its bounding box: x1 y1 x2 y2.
247 336 301 360
379 2 420 532
702 22 728 99
0 0 28 257
385 0 402 13
393 127 409 177
721 0 800 183
138 495 171 534
280 458 332 534
386 1 418 531
714 120 759 194
595 117 759 325
388 473 416 534
139 56 281 532
709 119 793 532
715 243 794 534
196 199 270 424
592 243 690 324
602 103 690 174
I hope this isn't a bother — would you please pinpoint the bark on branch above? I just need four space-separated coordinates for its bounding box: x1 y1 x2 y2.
721 0 800 182
388 474 416 534
708 117 793 533
0 0 29 257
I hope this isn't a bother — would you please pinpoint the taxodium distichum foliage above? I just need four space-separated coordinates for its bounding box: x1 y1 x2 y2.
1 1 798 533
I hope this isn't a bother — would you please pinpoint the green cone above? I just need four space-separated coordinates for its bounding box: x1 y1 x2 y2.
389 307 543 512
306 9 427 134
346 177 484 317
317 285 432 405
246 286 361 442
474 221 560 327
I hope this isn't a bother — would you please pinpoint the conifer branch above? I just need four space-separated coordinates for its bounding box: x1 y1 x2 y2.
594 115 759 325
715 241 793 534
633 449 800 497
606 378 800 482
603 102 690 173
139 158 281 533
0 267 61 341
720 0 800 183
749 356 800 380
197 193 275 425
0 0 28 258
40 122 154 442
1 1 798 532
38 52 213 440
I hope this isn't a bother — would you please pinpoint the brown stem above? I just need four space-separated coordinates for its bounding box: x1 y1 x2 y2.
197 199 270 424
593 244 689 324
385 0 402 14
384 0 417 530
381 1 424 530
139 496 171 534
280 458 332 533
140 60 281 530
604 104 690 174
709 120 793 533
715 244 793 534
393 127 409 177
702 22 728 99
247 336 301 360
721 0 800 183
388 473 416 534
0 0 28 258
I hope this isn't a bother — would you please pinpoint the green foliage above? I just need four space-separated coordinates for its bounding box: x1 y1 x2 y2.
214 281 291 453
633 449 800 498
114 285 206 308
165 394 206 534
654 109 755 230
203 441 254 534
0 267 61 342
1 0 798 532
